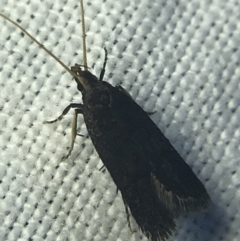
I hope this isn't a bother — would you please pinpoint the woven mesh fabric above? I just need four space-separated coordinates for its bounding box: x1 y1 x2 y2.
0 0 240 240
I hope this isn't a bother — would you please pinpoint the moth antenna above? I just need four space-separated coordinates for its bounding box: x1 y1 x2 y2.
0 13 73 75
0 12 83 83
80 0 88 70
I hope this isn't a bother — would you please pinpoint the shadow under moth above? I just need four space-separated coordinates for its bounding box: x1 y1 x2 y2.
0 0 211 240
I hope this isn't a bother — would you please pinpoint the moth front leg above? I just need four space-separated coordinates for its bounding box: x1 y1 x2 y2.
44 103 83 160
43 103 83 124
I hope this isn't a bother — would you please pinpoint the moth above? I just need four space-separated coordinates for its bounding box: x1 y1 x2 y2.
0 1 211 240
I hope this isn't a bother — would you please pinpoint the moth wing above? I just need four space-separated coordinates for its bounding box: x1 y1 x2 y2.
111 88 211 215
150 130 211 214
90 116 176 241
120 168 176 241
131 117 210 215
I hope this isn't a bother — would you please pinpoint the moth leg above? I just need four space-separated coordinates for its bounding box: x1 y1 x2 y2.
43 103 83 124
61 108 83 161
76 133 85 137
99 47 108 81
122 198 133 233
147 111 156 115
99 165 105 172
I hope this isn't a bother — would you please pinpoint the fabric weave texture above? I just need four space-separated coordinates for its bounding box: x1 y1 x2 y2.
0 0 239 240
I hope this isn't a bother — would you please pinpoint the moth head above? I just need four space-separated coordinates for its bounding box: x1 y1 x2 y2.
71 65 98 92
71 65 112 108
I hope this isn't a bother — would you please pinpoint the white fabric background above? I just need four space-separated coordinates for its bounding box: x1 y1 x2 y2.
0 0 239 240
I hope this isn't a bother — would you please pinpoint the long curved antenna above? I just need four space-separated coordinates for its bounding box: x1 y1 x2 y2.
80 0 88 70
0 12 88 89
0 13 73 75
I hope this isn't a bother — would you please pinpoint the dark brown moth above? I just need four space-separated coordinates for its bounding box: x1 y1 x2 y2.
0 0 211 240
